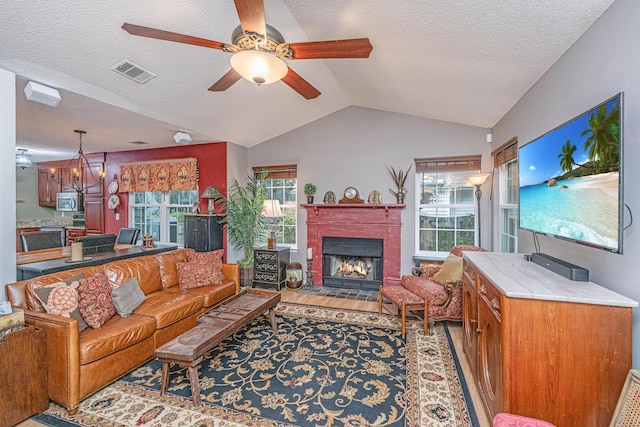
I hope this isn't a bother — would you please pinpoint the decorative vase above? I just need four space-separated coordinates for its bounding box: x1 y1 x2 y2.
307 195 314 204
396 188 406 204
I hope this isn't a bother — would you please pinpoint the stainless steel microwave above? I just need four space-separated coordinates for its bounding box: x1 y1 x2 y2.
56 192 80 211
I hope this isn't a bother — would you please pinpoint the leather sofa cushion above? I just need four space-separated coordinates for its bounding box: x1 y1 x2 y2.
166 279 236 308
79 314 156 365
156 248 194 289
102 256 163 295
134 291 203 329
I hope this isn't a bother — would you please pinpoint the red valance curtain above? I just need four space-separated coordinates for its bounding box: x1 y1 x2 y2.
119 158 198 192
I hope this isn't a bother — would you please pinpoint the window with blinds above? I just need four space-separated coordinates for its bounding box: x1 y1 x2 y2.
414 155 481 255
492 137 519 252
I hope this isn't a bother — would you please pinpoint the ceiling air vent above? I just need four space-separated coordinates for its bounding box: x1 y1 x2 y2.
111 60 156 84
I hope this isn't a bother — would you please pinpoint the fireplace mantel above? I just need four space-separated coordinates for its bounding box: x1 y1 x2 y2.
302 204 405 287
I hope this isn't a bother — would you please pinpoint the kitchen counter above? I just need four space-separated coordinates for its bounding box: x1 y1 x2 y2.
16 244 179 280
463 251 638 307
17 218 74 228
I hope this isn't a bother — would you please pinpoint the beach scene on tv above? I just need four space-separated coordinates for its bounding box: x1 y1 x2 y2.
519 95 621 252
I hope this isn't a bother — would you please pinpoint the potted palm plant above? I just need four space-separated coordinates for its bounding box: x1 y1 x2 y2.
208 170 270 288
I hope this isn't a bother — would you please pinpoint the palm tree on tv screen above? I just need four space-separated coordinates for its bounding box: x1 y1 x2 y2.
558 139 577 173
580 100 620 168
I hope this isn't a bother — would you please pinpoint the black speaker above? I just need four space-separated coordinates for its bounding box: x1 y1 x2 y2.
530 253 589 281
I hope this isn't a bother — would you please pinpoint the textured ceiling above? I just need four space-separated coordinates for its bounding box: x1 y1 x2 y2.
1 0 615 162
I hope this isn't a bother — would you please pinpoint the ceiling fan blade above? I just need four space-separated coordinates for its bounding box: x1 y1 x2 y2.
287 38 373 59
233 0 266 36
122 23 226 50
209 69 242 92
281 67 321 99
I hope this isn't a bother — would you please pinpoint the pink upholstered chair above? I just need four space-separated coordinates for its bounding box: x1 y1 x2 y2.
492 413 556 427
400 244 487 322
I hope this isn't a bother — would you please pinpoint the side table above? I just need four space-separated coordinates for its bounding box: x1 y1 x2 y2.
0 325 49 426
253 246 290 290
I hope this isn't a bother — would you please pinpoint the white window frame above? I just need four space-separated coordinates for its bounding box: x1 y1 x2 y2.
499 159 518 252
128 190 198 245
263 177 297 249
414 169 477 259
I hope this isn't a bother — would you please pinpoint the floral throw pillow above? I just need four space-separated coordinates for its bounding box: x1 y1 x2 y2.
33 273 89 332
187 249 225 283
77 272 116 329
177 259 220 292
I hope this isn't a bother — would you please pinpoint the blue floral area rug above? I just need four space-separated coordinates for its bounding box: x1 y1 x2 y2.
34 303 478 426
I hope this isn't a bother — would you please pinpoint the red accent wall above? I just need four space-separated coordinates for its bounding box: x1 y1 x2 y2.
302 204 405 287
103 142 228 236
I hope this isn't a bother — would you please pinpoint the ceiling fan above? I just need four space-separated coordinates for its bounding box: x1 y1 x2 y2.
122 0 373 99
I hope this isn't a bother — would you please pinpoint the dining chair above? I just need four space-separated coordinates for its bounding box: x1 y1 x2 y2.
116 228 140 245
20 231 64 252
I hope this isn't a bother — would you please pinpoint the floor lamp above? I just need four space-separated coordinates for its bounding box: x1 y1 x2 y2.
262 199 283 249
467 173 491 247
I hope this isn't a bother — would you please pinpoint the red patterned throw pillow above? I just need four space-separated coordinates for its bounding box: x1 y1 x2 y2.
187 249 225 281
177 254 223 292
77 272 116 329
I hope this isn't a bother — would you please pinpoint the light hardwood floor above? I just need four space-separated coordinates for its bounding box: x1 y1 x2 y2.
18 291 491 427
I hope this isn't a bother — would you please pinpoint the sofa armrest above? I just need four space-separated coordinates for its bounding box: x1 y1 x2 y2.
222 263 240 295
411 265 441 279
24 310 81 414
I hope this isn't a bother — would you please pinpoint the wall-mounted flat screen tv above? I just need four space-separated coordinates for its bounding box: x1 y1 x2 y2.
518 93 623 254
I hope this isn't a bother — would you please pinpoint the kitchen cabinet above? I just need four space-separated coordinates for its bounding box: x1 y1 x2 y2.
83 159 104 197
183 214 223 252
66 228 86 245
84 199 104 234
462 252 636 426
37 168 57 207
37 155 104 207
253 247 290 290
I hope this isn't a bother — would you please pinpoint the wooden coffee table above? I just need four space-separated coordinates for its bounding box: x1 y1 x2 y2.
155 288 281 406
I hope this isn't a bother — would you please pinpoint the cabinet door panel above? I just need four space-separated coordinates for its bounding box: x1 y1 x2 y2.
83 162 104 196
84 198 104 234
462 278 478 379
37 170 58 206
478 300 502 419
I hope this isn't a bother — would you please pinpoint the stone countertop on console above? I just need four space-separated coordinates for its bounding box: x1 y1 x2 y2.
463 252 638 308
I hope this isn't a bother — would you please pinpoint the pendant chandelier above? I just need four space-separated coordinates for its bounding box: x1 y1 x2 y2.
16 148 33 169
50 130 105 194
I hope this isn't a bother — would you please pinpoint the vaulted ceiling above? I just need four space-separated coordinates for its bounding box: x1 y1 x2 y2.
1 0 614 162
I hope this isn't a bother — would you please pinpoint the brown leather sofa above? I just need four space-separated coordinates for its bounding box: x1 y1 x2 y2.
5 248 239 415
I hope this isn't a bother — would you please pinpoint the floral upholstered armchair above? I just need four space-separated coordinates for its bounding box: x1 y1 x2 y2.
400 244 487 322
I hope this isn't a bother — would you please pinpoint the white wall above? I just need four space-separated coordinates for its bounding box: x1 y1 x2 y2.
1 68 17 302
225 141 249 264
491 0 640 365
248 105 491 272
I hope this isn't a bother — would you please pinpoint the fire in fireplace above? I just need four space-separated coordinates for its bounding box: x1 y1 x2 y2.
331 256 373 279
322 237 383 290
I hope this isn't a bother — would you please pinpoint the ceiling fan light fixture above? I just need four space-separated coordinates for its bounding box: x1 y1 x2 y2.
230 50 287 85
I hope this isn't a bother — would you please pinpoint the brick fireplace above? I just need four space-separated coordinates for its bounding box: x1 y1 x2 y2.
302 204 404 287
